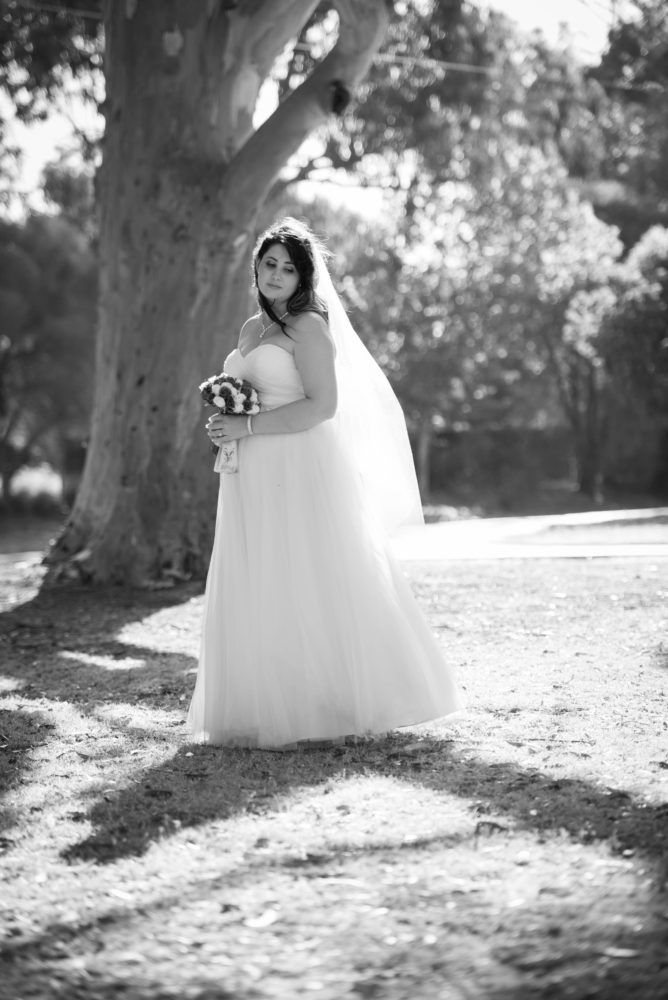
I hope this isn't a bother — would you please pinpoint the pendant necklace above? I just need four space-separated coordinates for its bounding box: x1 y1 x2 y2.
260 310 288 339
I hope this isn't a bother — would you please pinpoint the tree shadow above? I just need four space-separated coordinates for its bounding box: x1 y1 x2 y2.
0 706 56 844
0 580 201 709
2 583 667 997
61 732 668 867
2 733 664 1000
0 583 200 844
0 577 202 644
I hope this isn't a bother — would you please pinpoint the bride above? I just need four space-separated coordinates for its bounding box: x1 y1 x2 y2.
187 217 463 748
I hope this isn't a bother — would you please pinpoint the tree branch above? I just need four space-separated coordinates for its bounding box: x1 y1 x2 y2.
233 0 322 84
223 0 390 206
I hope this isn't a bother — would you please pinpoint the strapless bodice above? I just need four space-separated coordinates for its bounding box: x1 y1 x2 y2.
224 344 305 410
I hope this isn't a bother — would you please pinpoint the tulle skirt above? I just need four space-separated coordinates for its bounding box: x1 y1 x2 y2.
187 421 462 747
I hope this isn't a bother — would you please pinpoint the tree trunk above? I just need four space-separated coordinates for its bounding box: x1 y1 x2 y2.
575 442 603 501
46 0 389 584
416 419 433 500
651 427 668 497
573 364 605 502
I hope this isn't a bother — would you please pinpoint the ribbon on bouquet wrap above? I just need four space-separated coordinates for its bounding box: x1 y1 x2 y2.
213 440 240 474
198 372 260 475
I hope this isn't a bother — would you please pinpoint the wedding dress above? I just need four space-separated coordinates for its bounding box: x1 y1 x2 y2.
187 340 463 748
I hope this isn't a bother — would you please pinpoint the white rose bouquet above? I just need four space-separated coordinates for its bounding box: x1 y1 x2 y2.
199 372 260 474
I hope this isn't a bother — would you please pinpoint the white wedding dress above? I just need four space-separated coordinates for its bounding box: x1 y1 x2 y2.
187 343 462 747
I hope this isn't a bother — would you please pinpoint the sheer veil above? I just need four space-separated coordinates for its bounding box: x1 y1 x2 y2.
313 246 424 537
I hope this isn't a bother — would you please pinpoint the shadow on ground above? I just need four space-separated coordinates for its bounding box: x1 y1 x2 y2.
60 734 668 864
0 579 200 708
1 579 667 998
2 734 667 1000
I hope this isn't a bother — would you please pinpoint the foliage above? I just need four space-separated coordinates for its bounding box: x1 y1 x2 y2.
42 160 97 237
277 1 666 497
582 0 668 243
0 212 96 502
282 1 668 251
281 149 626 498
281 0 508 193
603 224 668 414
0 0 102 120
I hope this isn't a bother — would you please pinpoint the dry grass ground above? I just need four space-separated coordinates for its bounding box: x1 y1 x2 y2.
0 546 666 1000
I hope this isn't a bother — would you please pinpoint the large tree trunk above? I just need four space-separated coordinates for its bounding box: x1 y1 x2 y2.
47 0 389 585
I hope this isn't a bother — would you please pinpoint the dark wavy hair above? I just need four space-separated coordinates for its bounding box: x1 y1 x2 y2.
252 217 329 335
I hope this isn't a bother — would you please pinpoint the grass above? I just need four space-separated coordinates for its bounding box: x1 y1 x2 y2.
0 546 667 999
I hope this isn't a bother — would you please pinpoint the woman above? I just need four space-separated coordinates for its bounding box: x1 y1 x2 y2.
187 218 462 748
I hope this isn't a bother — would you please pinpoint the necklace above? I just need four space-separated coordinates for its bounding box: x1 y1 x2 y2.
259 310 288 339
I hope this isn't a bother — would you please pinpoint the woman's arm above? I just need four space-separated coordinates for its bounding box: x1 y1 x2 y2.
208 314 337 444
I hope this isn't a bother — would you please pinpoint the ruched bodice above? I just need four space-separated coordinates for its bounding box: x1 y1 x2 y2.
225 345 305 410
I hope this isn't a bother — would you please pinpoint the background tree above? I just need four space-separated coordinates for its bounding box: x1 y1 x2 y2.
584 0 668 246
0 213 96 505
283 2 666 501
600 226 668 495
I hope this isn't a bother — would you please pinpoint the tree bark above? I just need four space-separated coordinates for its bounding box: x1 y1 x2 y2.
47 0 389 584
416 419 433 501
573 364 605 502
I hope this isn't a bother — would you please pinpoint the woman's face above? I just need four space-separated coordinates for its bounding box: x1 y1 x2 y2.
256 243 301 311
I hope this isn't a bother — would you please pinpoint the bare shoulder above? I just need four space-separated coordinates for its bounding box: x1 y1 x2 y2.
288 311 333 349
237 314 261 348
240 315 260 332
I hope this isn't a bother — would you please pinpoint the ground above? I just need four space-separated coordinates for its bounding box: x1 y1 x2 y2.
0 518 667 999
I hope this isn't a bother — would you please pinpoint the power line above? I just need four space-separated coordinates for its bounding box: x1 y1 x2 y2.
573 0 616 23
3 0 663 94
0 0 102 19
373 51 494 75
293 43 496 76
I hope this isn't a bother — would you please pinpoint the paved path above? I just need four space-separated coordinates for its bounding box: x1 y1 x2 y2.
391 507 668 561
1 509 667 571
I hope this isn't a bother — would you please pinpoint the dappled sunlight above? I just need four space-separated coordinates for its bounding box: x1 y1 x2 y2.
1 561 666 996
59 650 147 672
248 771 474 854
115 597 202 657
0 675 23 693
92 703 184 731
2 731 665 999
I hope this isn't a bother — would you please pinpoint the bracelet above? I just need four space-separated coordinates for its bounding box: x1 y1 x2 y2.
247 415 254 436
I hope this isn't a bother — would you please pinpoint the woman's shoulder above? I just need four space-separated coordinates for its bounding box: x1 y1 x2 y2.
237 313 262 345
288 310 330 340
240 313 262 333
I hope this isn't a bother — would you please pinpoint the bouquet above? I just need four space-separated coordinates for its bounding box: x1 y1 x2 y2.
198 372 260 474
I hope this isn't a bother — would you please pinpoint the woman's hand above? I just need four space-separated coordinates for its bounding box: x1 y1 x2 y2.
206 413 250 445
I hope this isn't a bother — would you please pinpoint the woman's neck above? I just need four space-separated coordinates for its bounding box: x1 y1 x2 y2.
266 299 289 316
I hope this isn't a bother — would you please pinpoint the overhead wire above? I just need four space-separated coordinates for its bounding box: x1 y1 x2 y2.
0 0 663 92
293 43 495 76
0 0 101 19
573 0 617 23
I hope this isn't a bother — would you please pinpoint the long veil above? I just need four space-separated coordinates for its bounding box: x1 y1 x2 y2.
313 246 424 537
